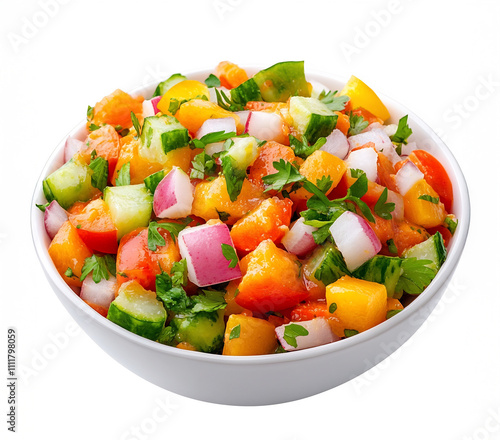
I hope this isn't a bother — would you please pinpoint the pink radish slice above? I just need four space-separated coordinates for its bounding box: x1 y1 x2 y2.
80 276 118 310
387 190 405 221
234 110 251 127
275 318 339 351
64 137 85 163
395 160 424 196
178 223 241 287
196 117 237 139
329 211 382 272
320 129 349 159
153 167 194 219
281 218 317 257
44 200 69 239
345 147 378 182
142 96 161 118
245 111 283 142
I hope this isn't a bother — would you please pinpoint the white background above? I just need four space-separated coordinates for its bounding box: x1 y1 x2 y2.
2 0 500 439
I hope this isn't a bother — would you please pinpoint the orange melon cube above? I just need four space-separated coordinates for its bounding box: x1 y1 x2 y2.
404 179 447 228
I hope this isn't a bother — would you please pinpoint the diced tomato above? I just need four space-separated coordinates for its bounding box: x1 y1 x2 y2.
214 61 249 89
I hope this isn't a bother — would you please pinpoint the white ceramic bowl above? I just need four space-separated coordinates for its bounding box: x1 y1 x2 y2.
31 69 470 406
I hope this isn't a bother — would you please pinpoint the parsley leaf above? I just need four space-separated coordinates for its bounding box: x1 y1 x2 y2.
329 303 337 314
418 194 440 204
80 254 116 283
156 271 190 313
147 220 191 251
289 135 327 159
144 170 165 194
170 259 188 287
36 202 50 212
315 176 334 194
215 88 244 112
204 74 221 88
318 90 350 112
168 98 186 115
115 162 131 186
444 215 458 235
216 209 231 222
190 152 217 180
191 290 227 313
196 130 238 147
344 329 359 338
348 112 369 136
229 324 241 340
386 239 398 254
221 243 238 269
386 309 402 319
390 115 412 145
89 123 101 132
130 111 142 137
262 159 305 192
374 187 395 220
283 323 309 348
396 257 437 294
87 105 94 121
89 155 108 192
64 267 74 278
221 155 247 202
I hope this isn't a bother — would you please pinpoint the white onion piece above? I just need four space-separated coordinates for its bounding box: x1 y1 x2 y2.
387 190 404 221
320 129 349 160
234 110 251 128
395 160 424 196
364 122 384 132
245 111 283 142
80 275 118 310
153 167 194 218
64 137 85 163
205 141 226 157
178 223 241 287
401 141 418 157
281 218 317 257
382 123 398 137
44 201 69 239
329 211 382 272
209 86 230 103
345 147 378 182
275 318 339 351
196 117 236 139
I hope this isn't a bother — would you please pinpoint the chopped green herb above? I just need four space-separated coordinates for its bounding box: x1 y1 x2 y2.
386 239 398 254
396 258 436 295
262 159 305 192
374 187 395 220
221 154 247 202
283 323 309 348
444 215 458 235
329 303 337 314
229 324 241 340
418 194 440 204
144 170 165 194
386 309 402 319
221 243 238 269
80 254 116 283
89 155 108 192
87 105 94 121
36 202 50 212
190 152 216 180
204 74 221 88
130 111 142 137
89 123 100 132
216 209 231 222
115 162 131 186
348 112 369 136
147 219 191 251
215 88 244 112
192 290 227 313
289 135 327 159
390 115 412 145
344 329 359 338
318 90 350 112
168 98 186 115
64 267 74 278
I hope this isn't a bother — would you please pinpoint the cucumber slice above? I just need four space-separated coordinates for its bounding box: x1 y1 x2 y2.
152 73 187 98
170 310 225 353
253 61 310 102
43 158 97 209
352 256 403 298
230 79 262 105
107 281 166 340
403 232 446 271
103 184 153 239
289 97 338 144
139 115 190 165
308 243 350 287
225 137 260 170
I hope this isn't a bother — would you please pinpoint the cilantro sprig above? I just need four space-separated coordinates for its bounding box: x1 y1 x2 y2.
190 152 217 180
390 115 412 145
115 162 131 186
395 258 437 294
418 194 440 204
147 219 191 251
221 243 238 269
80 254 116 283
89 152 108 192
283 323 309 348
374 187 395 220
348 112 369 136
204 74 221 88
318 90 350 112
215 89 244 112
289 135 327 159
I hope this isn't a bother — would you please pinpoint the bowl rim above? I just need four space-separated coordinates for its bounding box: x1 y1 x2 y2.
31 67 471 366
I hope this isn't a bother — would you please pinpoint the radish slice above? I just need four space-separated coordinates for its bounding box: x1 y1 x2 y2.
281 218 317 257
395 160 424 196
142 96 162 117
387 190 405 221
178 223 241 287
64 137 85 163
196 117 236 139
153 167 194 219
80 276 119 310
234 110 251 127
275 318 339 351
44 200 69 239
320 129 349 159
329 211 382 272
345 147 378 182
245 111 284 142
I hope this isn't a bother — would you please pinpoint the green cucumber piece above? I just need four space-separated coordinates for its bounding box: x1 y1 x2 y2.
103 184 153 239
289 96 338 144
224 137 260 170
307 243 350 287
144 170 166 195
139 115 190 165
352 256 403 298
152 73 187 98
403 232 447 271
107 282 166 340
253 61 310 102
43 159 97 209
170 310 225 353
230 79 262 105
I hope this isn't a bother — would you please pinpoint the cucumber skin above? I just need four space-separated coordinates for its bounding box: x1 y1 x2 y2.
107 302 166 341
161 129 190 154
305 113 338 144
403 232 446 271
152 73 187 98
230 79 262 105
353 256 403 298
313 244 350 287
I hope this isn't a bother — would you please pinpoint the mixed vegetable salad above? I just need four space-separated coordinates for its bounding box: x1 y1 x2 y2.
38 61 458 355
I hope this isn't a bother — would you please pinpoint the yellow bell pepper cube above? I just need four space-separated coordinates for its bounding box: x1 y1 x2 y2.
156 80 210 115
